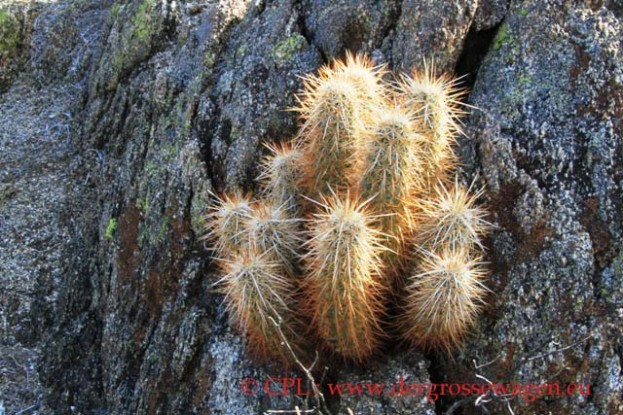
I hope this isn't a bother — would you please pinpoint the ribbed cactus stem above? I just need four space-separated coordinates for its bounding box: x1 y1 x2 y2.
258 141 304 214
398 62 467 185
332 51 387 112
295 70 362 196
414 178 490 251
245 200 302 277
202 192 253 258
218 251 302 364
304 192 386 361
401 248 488 352
354 106 423 275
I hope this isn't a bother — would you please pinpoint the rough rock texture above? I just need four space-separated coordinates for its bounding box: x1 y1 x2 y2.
445 2 623 414
0 0 621 415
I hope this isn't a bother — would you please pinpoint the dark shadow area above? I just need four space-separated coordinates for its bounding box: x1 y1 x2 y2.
454 22 503 90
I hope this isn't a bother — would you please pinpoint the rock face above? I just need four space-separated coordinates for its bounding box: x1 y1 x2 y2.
0 0 621 414
0 2 33 92
449 2 623 414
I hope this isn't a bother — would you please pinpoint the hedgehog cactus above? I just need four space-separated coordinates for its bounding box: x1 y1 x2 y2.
204 53 490 364
245 200 302 276
258 141 304 214
303 192 386 361
414 178 490 251
217 251 302 364
398 62 468 185
400 248 488 353
201 192 253 258
294 75 361 195
353 105 424 276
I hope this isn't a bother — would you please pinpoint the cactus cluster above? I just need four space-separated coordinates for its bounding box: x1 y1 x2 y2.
203 53 490 364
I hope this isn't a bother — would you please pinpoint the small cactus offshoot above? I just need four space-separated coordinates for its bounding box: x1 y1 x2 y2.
201 192 253 258
414 178 490 251
257 141 304 214
400 248 488 353
245 200 302 276
203 52 490 364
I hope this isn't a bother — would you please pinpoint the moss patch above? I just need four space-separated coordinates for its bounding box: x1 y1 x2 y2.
491 23 508 52
132 0 157 43
272 33 307 63
0 10 20 57
107 0 160 90
105 217 118 239
110 3 122 19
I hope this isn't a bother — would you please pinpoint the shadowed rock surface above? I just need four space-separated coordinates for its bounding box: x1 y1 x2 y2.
0 0 621 414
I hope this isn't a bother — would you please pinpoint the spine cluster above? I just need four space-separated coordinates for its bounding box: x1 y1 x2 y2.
203 52 490 363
